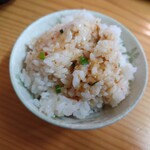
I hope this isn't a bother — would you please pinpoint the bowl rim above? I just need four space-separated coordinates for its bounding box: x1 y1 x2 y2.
9 9 148 130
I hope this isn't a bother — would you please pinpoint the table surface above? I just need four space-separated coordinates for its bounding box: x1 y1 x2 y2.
0 0 150 149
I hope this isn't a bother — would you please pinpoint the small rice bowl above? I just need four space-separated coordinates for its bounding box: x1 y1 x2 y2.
20 11 137 119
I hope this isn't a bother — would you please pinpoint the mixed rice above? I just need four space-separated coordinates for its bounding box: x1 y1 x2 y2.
21 11 137 119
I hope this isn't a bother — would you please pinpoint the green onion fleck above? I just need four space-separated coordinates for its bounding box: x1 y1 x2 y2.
79 56 89 65
55 85 61 94
39 51 46 60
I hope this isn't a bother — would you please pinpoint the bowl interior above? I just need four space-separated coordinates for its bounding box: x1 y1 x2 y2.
10 10 148 129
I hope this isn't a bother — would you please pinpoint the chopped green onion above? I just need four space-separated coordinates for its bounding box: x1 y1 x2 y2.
55 85 61 94
39 51 46 60
79 56 89 65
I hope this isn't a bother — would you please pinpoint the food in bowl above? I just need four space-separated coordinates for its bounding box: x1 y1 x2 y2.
20 11 137 119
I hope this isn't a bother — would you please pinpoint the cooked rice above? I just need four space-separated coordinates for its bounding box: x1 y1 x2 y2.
20 11 137 119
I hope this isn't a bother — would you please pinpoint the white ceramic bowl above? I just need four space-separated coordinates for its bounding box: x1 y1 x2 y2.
9 10 148 130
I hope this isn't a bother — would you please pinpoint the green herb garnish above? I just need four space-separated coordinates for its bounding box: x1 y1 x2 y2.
55 85 61 94
39 51 46 60
79 56 89 65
